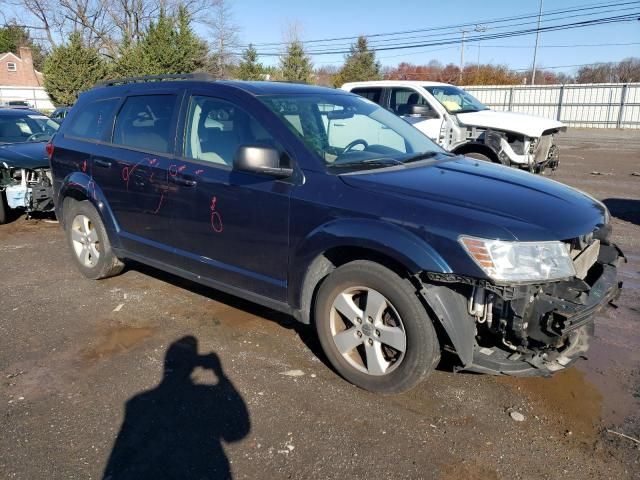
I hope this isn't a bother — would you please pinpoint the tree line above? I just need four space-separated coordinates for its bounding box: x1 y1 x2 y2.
1 0 639 106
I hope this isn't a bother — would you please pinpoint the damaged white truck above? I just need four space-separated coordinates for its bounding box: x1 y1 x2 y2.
0 110 58 224
342 81 565 173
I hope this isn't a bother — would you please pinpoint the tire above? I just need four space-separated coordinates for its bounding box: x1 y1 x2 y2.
314 260 440 394
0 191 7 225
64 200 124 280
464 152 494 163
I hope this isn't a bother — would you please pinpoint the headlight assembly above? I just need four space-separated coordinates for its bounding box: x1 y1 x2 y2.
459 236 575 283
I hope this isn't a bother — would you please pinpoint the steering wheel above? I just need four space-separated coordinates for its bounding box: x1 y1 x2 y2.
27 132 50 142
342 139 368 154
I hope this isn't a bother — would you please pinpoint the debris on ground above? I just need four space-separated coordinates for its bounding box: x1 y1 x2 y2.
279 369 305 377
510 411 526 422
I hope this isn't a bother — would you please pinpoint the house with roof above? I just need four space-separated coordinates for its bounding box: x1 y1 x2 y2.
0 47 54 110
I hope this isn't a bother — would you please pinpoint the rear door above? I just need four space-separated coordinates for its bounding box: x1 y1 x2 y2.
166 90 293 301
90 91 182 260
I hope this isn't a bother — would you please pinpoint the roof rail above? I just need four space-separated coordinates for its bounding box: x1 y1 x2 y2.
96 73 215 87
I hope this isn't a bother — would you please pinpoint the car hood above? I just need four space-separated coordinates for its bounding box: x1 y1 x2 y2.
340 158 606 241
456 110 565 138
0 142 49 169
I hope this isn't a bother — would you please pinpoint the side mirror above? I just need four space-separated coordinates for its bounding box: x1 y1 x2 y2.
409 105 439 119
234 145 293 179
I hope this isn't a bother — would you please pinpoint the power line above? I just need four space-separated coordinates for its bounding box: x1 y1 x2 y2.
480 41 640 49
238 0 640 50
252 3 640 53
246 13 640 57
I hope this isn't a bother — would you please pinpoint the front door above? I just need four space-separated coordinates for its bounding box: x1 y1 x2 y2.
389 87 443 143
167 93 292 301
90 93 180 259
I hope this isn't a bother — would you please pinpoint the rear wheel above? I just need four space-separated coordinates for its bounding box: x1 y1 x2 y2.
314 260 440 394
0 191 7 225
65 200 124 279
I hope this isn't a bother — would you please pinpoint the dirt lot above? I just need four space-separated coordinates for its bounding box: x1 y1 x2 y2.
1 129 639 480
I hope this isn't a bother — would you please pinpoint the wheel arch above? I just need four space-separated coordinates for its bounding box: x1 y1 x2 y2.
452 142 502 164
57 173 121 249
289 219 452 325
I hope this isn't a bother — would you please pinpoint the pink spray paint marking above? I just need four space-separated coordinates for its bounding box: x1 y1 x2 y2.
210 196 223 233
195 169 204 176
81 159 87 173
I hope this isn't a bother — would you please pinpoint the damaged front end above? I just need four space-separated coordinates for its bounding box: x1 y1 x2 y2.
484 128 562 174
423 230 623 377
1 161 54 221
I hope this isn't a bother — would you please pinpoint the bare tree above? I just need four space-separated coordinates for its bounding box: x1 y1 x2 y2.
202 0 240 79
10 0 208 56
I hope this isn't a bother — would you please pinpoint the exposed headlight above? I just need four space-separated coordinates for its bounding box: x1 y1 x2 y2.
460 236 575 283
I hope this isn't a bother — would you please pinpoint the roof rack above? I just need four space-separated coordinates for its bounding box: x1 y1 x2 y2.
96 73 215 87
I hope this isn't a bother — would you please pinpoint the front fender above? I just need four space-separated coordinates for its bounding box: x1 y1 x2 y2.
57 173 121 247
289 218 451 311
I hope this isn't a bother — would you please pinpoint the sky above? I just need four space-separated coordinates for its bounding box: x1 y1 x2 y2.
215 0 640 73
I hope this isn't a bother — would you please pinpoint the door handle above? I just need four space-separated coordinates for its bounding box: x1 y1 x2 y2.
169 175 197 187
94 158 112 168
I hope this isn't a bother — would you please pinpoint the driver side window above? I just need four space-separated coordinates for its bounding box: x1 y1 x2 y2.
390 88 432 116
184 96 279 166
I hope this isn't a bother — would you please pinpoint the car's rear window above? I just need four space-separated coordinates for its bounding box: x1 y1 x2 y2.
112 95 176 153
66 98 119 141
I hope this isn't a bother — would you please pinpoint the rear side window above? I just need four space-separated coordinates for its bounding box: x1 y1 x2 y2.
351 87 383 105
66 98 119 141
113 95 176 153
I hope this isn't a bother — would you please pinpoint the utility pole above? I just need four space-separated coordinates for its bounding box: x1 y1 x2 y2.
531 0 544 85
459 29 468 83
475 24 488 76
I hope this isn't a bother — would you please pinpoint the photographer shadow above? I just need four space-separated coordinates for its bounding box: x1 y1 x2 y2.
103 336 250 480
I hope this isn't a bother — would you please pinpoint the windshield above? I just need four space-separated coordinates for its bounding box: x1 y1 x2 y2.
259 93 445 172
423 86 489 114
0 113 59 143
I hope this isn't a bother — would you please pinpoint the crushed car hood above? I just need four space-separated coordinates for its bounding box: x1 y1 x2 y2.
456 110 566 138
0 142 50 170
340 158 606 241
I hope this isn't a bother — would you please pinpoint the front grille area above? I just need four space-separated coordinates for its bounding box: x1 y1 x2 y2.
533 134 554 163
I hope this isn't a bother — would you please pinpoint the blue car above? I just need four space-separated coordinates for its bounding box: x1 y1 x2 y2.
48 75 623 393
0 108 59 223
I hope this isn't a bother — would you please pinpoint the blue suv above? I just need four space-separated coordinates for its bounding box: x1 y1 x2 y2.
49 75 623 393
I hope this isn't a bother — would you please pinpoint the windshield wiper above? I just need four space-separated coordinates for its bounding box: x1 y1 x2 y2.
331 158 403 169
399 151 441 164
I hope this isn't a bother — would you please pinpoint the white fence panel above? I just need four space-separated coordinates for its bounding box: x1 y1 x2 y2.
462 83 640 129
0 86 55 110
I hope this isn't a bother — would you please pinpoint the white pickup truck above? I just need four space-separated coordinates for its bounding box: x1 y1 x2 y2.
341 81 566 173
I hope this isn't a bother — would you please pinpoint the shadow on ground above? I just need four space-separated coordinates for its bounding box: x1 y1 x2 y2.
127 262 461 377
128 262 330 366
102 336 250 480
603 198 640 226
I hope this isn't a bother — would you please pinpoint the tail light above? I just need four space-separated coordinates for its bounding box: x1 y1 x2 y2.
45 142 54 160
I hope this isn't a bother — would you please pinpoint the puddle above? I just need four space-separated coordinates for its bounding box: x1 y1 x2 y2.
82 325 156 363
500 368 602 437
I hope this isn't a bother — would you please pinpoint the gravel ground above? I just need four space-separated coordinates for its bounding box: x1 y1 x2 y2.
0 128 639 479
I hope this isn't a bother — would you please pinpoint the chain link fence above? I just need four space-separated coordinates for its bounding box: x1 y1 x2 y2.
462 83 640 129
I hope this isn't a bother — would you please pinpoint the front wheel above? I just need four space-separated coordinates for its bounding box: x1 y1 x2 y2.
464 152 494 163
64 200 124 280
314 260 440 394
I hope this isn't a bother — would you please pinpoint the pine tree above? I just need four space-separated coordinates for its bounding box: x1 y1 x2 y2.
280 41 313 84
111 7 206 77
43 32 107 106
333 36 381 87
236 44 264 80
